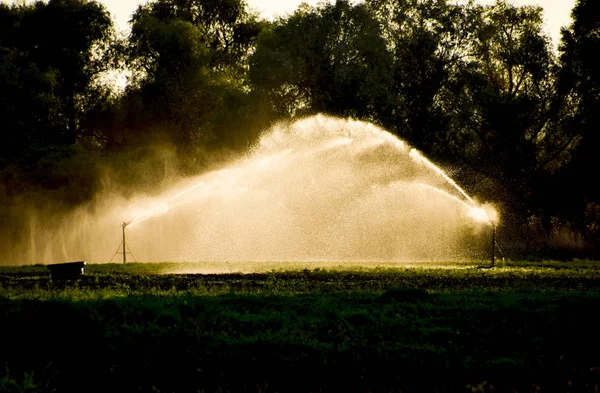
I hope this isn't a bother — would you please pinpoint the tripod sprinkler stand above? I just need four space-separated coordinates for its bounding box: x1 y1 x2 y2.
491 222 496 268
485 221 506 268
109 220 136 263
122 221 128 264
476 212 504 269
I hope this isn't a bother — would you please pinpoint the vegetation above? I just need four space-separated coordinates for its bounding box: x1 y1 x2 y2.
1 261 600 392
1 0 600 260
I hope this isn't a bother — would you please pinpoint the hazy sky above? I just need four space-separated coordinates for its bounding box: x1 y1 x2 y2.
1 0 576 46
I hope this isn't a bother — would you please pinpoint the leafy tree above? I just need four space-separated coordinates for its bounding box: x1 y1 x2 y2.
445 1 567 214
554 0 600 213
366 0 479 155
249 0 393 120
0 0 117 163
124 0 263 152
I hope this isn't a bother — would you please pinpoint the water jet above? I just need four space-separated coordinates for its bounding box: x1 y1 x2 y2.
32 115 501 265
109 115 498 263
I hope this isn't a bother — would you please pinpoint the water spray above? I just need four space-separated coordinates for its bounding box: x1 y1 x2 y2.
417 181 504 267
410 150 506 267
96 115 505 264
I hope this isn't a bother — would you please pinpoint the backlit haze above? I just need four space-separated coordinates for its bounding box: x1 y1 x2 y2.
14 115 497 264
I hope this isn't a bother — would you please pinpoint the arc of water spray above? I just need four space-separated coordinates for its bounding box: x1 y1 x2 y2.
123 140 496 229
413 183 493 225
125 182 207 227
123 155 276 228
409 149 476 206
115 119 501 264
115 172 246 262
415 177 503 266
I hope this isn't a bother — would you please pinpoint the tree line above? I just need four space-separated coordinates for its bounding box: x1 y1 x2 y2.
1 0 599 259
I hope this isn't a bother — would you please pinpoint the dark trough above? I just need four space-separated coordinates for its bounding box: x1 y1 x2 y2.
47 261 86 280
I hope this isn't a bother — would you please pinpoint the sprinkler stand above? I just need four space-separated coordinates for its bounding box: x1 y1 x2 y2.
491 223 496 268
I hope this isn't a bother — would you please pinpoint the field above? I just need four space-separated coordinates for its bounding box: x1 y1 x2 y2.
2 260 600 393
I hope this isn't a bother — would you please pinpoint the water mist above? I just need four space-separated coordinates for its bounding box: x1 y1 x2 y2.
13 115 497 265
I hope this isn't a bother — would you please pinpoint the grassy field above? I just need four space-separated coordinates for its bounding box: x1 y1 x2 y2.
1 260 600 393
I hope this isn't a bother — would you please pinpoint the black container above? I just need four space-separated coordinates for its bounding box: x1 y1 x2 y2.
47 261 86 280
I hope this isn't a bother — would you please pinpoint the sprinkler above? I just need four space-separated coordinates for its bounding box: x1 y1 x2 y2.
109 202 172 263
109 220 136 263
477 220 505 269
122 221 128 264
488 217 506 268
469 205 504 268
492 224 505 267
491 221 496 267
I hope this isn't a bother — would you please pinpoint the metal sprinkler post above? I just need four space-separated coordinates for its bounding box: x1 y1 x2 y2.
478 217 504 269
122 221 128 264
110 220 136 263
491 223 496 268
488 221 506 268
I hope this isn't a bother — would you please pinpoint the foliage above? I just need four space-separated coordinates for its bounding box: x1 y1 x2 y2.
456 1 565 213
250 0 392 120
546 0 600 220
120 0 265 153
0 0 117 161
366 0 480 154
2 263 600 392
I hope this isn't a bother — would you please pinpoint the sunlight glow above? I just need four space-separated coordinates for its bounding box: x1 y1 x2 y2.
468 207 490 223
467 205 498 225
129 202 170 226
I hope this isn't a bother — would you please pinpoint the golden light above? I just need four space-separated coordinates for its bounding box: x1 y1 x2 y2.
134 202 170 219
485 206 499 224
467 204 498 225
468 207 489 223
150 202 170 216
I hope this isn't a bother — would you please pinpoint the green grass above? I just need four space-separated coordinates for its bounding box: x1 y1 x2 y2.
1 261 600 392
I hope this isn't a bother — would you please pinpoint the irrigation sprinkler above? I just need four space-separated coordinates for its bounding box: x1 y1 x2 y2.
122 221 128 263
109 220 137 263
491 222 496 268
471 206 505 269
480 221 506 268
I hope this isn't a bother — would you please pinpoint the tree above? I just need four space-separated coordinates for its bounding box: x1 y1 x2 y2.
444 1 569 216
0 0 117 163
366 0 479 155
554 0 600 210
125 0 263 152
0 1 120 264
249 0 393 120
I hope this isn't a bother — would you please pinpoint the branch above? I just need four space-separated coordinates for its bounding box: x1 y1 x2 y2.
536 133 580 171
